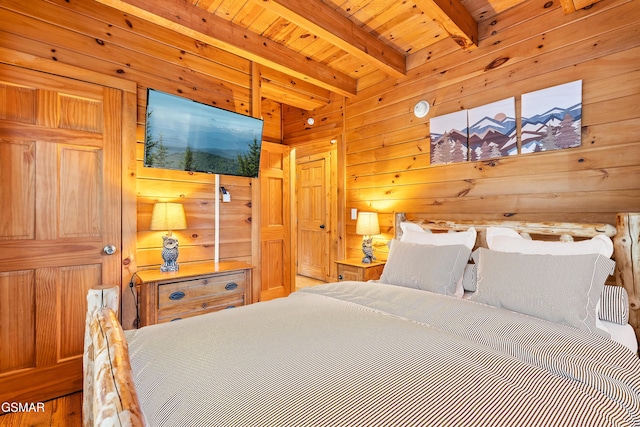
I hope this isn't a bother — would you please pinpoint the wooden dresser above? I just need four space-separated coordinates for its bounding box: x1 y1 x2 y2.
136 261 253 326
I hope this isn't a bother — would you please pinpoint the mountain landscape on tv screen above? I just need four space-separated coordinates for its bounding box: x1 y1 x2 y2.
143 89 263 177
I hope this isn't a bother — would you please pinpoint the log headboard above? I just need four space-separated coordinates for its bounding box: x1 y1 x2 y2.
394 212 640 341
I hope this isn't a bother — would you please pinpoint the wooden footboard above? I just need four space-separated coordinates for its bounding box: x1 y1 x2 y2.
83 287 145 427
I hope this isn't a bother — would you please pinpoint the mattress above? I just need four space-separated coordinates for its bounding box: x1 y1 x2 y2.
125 281 640 426
603 320 638 354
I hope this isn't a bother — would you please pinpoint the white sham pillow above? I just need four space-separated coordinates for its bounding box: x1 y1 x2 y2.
401 225 477 249
400 222 430 234
486 227 613 257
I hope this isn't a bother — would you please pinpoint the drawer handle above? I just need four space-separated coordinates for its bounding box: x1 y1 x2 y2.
169 291 185 300
225 305 236 309
170 318 182 322
225 282 238 291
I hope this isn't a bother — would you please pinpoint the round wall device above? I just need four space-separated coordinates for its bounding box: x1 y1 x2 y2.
306 117 315 125
413 100 430 118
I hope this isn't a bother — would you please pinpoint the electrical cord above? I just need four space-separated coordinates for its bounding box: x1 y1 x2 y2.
129 272 141 329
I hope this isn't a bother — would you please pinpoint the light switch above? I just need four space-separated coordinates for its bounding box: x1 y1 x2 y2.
351 208 358 220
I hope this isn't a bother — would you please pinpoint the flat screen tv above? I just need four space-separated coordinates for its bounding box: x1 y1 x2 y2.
143 89 264 178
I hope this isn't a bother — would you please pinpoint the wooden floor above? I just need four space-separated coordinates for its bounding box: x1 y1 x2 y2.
0 392 82 427
1 276 324 427
295 274 326 290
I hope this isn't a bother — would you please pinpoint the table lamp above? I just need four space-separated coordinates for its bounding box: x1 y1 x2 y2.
356 212 380 264
150 202 187 272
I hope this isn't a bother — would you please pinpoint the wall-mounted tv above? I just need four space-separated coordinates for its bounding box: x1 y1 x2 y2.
143 89 264 178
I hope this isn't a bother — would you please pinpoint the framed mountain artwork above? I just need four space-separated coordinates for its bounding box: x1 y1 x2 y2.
430 110 468 165
468 97 517 161
521 80 582 153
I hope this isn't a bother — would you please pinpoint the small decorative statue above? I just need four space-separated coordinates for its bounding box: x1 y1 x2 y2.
160 234 180 272
361 236 376 264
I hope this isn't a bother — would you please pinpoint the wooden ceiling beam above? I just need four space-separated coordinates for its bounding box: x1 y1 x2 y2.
414 0 478 49
94 0 357 97
560 0 604 14
251 0 406 78
559 0 577 14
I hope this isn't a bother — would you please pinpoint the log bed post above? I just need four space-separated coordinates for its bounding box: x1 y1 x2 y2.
615 213 640 341
83 286 145 427
84 286 120 427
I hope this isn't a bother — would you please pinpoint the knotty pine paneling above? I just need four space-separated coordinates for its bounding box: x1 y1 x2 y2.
0 0 274 297
347 0 640 258
282 0 640 265
261 98 283 143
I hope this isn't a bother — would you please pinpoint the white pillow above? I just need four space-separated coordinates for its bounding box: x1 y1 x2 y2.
400 225 477 250
485 227 615 334
400 222 430 234
486 227 613 257
398 225 477 298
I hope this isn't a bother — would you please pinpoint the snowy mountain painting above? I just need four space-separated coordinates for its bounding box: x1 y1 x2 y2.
521 80 582 153
430 110 468 165
468 97 516 161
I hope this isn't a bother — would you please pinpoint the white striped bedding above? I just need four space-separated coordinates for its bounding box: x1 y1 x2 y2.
125 281 640 426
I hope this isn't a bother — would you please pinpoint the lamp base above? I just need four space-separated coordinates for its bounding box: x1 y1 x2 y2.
361 236 376 264
160 260 179 272
160 234 180 272
361 255 375 264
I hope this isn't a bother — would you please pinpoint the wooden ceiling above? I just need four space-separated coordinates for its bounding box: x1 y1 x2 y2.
94 0 600 110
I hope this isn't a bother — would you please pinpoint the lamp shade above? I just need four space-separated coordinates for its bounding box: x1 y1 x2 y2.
356 212 380 236
150 202 187 231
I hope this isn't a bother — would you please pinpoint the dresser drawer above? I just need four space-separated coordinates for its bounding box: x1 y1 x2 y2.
157 293 244 323
158 271 246 309
156 271 246 322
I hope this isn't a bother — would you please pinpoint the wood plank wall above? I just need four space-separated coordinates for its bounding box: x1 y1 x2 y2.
0 0 282 327
284 0 640 259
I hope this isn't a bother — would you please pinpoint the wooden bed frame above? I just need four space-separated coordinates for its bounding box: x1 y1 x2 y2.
82 213 639 426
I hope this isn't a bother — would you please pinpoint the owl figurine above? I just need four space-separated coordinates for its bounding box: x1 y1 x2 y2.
160 234 180 272
361 236 376 264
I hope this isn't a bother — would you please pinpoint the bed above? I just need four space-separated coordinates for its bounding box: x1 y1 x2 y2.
83 213 640 427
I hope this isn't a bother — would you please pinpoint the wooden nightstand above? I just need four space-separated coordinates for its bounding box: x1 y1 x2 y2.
135 261 253 326
336 258 386 282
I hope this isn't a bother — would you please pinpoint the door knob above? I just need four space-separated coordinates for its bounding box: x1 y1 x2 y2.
319 224 325 229
103 245 117 255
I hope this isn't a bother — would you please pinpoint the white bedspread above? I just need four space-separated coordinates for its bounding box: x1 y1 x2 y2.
126 281 640 426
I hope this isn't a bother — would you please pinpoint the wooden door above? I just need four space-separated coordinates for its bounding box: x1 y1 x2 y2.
0 63 122 403
296 157 329 281
259 142 292 301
